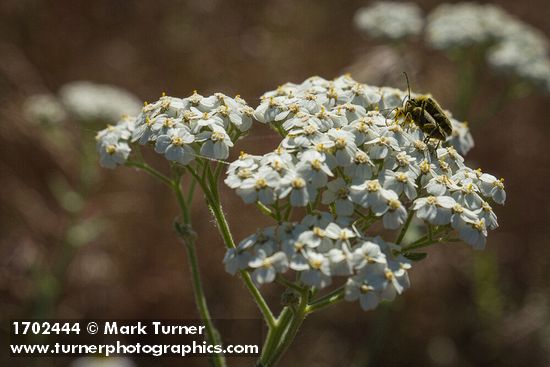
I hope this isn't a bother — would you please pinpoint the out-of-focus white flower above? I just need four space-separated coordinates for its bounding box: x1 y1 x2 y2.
426 3 493 50
354 2 424 41
426 3 550 91
60 81 142 123
23 94 67 126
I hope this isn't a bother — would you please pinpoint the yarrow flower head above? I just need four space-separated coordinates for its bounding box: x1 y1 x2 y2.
223 75 505 311
96 91 254 169
354 2 424 41
95 75 506 313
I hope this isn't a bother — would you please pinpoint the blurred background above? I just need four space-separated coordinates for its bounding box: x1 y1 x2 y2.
1 0 549 366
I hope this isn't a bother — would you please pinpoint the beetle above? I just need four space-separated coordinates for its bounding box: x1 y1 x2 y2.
398 73 453 141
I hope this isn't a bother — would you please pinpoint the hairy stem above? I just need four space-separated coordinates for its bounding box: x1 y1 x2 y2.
190 162 276 328
262 290 309 366
172 176 226 367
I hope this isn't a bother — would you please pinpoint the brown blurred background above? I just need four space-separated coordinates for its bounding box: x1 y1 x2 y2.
1 0 550 366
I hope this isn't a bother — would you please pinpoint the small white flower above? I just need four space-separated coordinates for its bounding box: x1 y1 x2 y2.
381 193 408 230
322 178 354 216
98 141 131 169
296 150 333 188
223 248 252 275
479 173 506 204
327 128 358 166
382 170 418 200
345 274 381 311
197 125 234 160
475 201 499 230
350 179 395 215
450 203 479 230
155 127 196 165
425 174 458 196
344 149 374 183
412 196 456 225
352 240 386 270
365 135 400 160
301 250 332 288
458 219 488 249
279 170 317 207
248 250 289 285
237 167 280 205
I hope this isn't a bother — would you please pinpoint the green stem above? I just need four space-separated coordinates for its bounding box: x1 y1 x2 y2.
187 176 197 205
193 163 276 328
259 307 293 366
395 210 414 244
172 177 225 367
125 161 172 187
263 291 309 366
305 285 345 313
183 242 225 366
276 275 306 292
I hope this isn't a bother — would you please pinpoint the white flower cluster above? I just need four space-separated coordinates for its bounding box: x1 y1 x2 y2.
485 18 550 92
60 81 142 123
224 213 411 311
95 116 134 169
223 75 505 310
425 2 550 91
22 93 67 126
425 3 497 50
354 2 424 41
95 92 254 168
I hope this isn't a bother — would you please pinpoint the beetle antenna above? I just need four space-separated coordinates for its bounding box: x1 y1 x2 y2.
403 72 411 101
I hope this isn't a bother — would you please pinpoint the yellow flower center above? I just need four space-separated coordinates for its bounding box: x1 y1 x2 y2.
453 203 464 213
255 178 268 189
311 159 322 171
291 178 306 189
237 168 252 179
367 181 381 192
313 227 325 238
304 125 317 135
310 258 322 270
105 145 116 155
355 152 368 164
211 132 225 141
396 172 408 183
473 219 485 232
360 284 371 294
171 136 184 146
389 199 401 210
335 137 347 149
420 160 430 174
